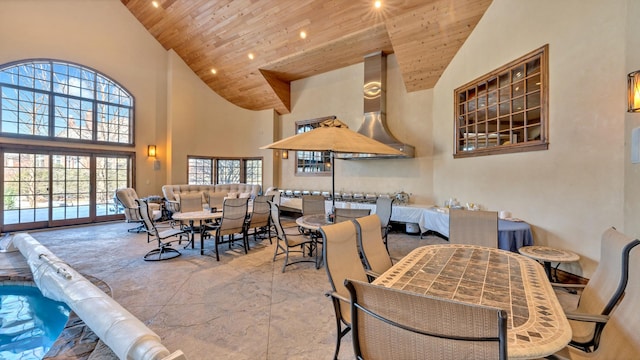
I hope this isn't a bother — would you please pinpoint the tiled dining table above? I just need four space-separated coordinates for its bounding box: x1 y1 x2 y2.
373 244 572 359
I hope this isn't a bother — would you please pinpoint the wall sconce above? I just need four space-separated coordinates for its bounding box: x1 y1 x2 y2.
628 70 640 112
282 150 289 159
147 145 157 157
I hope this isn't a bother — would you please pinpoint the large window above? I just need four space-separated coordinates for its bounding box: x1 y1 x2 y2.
0 59 133 144
217 159 241 184
295 116 333 176
188 157 213 185
187 156 262 187
454 45 548 158
244 159 262 185
2 149 131 231
0 59 135 232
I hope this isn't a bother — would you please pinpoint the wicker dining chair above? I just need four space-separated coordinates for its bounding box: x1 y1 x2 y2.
136 199 187 261
179 192 203 213
355 214 393 280
547 242 640 359
202 197 248 260
299 194 327 237
177 192 205 235
319 220 369 360
245 195 274 246
553 227 640 352
269 201 316 272
449 209 498 247
208 192 226 213
345 279 508 360
334 208 371 223
375 197 393 251
302 194 326 216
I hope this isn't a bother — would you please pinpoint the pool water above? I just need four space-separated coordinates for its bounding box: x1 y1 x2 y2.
0 285 70 360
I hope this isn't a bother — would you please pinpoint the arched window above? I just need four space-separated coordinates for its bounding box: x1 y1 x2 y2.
0 60 135 232
0 59 133 144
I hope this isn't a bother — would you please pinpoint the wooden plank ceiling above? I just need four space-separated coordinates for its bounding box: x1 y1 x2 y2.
121 0 493 115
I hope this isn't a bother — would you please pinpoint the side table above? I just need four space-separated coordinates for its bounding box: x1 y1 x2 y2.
518 245 580 282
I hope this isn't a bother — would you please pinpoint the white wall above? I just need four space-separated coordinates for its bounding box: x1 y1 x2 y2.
625 0 640 237
0 0 169 197
279 56 434 204
0 0 276 197
433 0 628 276
165 51 275 187
278 0 633 277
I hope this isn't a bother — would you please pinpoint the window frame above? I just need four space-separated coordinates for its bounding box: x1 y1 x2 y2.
453 45 549 158
187 155 263 187
187 157 213 185
294 116 334 177
1 143 134 232
0 59 134 146
0 58 136 233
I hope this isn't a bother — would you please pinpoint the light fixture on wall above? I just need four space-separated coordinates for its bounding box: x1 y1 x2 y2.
148 145 157 157
628 70 640 112
282 150 289 159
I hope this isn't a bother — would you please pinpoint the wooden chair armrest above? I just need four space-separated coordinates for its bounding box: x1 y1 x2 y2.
203 223 220 230
551 282 586 289
325 291 349 303
564 311 609 324
283 228 311 239
365 269 380 279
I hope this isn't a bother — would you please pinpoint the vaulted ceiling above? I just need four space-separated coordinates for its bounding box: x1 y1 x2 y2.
121 0 493 115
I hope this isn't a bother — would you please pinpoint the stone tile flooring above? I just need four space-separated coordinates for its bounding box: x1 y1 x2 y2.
0 220 576 359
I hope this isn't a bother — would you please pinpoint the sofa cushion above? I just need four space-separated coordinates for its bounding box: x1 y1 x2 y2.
162 183 261 203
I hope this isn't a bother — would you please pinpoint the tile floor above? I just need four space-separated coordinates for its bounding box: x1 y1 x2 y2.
1 221 576 359
0 220 445 360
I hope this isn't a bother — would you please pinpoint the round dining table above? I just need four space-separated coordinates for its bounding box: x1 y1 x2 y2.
295 213 332 231
171 210 222 250
296 214 332 268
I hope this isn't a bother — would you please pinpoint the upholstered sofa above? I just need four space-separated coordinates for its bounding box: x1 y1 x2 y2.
162 184 262 213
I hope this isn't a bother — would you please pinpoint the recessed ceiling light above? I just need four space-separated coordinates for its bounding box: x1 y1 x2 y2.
248 53 255 60
152 1 159 8
374 1 382 9
300 31 307 39
211 69 217 75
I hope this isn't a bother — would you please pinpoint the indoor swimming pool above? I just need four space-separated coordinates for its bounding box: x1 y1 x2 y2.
0 284 70 360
